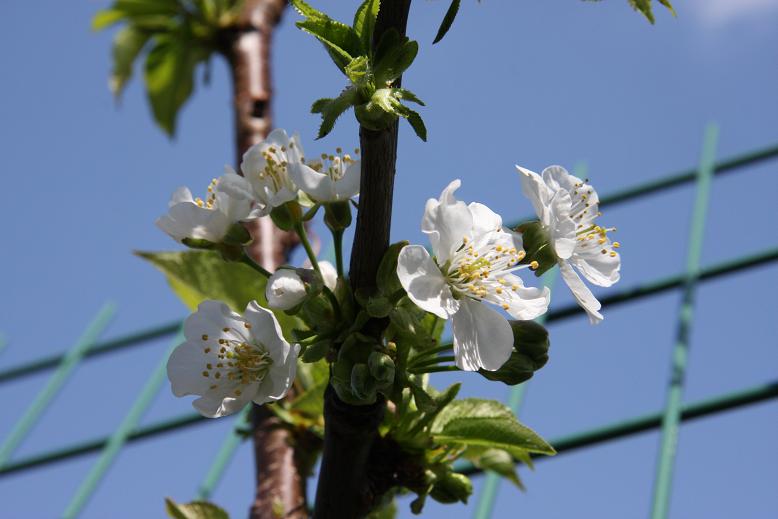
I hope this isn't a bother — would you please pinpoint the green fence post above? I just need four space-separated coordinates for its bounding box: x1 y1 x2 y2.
196 405 252 500
0 303 116 468
62 329 183 519
473 270 558 519
650 124 718 519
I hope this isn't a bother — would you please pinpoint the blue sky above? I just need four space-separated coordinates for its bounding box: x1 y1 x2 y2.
1 0 777 518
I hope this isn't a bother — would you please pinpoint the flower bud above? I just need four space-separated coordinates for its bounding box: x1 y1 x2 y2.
429 472 473 504
517 221 557 276
350 363 377 402
324 201 352 232
478 320 550 385
368 351 395 386
266 269 308 310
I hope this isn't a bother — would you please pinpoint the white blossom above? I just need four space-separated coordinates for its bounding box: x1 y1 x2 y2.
266 261 338 310
156 172 257 244
167 300 299 418
288 146 360 202
397 180 550 372
239 128 301 214
517 165 621 324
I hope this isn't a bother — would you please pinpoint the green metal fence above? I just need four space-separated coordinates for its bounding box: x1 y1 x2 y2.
0 126 776 518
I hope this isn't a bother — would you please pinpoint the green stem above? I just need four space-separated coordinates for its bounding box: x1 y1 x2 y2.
410 355 456 370
408 365 460 375
333 229 345 278
240 250 272 278
294 222 320 274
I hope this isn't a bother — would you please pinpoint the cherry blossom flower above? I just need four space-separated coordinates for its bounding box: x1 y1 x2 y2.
156 173 257 244
397 180 550 372
167 300 299 418
517 165 621 324
288 146 361 202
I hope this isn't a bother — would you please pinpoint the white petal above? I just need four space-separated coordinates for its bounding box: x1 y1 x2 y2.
397 245 459 319
421 179 473 263
193 394 251 418
170 186 194 207
265 270 307 311
244 301 290 350
538 187 574 258
334 160 361 200
559 260 603 324
166 340 213 397
319 261 338 291
468 202 503 235
257 343 299 404
158 202 231 242
572 246 621 287
289 162 336 202
542 165 580 194
516 165 551 222
183 300 241 344
451 298 514 371
492 274 551 321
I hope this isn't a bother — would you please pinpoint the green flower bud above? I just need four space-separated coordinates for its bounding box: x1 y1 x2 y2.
429 473 473 504
222 222 252 246
517 221 558 276
324 201 352 232
350 363 377 402
368 351 396 386
478 320 550 385
269 201 301 231
377 241 408 298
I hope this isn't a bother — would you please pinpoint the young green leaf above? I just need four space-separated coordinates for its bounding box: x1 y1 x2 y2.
432 0 461 44
373 35 418 85
353 0 381 54
431 398 556 457
297 18 360 72
135 250 299 336
377 240 408 296
110 26 151 99
468 448 525 490
311 87 360 139
143 33 202 136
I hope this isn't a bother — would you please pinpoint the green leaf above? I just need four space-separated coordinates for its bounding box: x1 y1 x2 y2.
394 88 425 106
377 241 408 297
110 26 151 98
290 0 325 19
468 448 525 490
432 0 461 44
353 0 381 54
404 108 427 142
431 398 555 457
408 378 436 413
373 34 418 85
310 87 360 139
289 362 330 418
137 250 264 312
92 9 126 30
143 33 202 136
165 498 229 519
136 250 299 337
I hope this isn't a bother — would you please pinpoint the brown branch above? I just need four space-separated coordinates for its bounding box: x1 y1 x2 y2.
222 1 308 518
313 2 413 518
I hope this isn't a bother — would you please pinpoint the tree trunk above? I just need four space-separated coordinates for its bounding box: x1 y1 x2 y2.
224 2 308 518
313 2 413 518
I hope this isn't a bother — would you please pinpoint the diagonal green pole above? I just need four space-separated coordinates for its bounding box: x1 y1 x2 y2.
473 270 558 519
0 303 117 467
650 124 719 519
62 329 183 519
196 404 252 500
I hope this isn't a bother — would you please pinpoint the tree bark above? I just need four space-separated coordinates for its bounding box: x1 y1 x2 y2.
313 2 413 518
223 2 307 518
